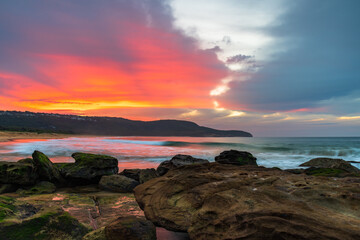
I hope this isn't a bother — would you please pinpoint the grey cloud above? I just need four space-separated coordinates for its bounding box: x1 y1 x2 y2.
207 46 223 52
226 54 252 64
222 0 360 112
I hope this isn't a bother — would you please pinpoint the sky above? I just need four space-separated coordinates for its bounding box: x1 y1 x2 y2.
0 0 359 136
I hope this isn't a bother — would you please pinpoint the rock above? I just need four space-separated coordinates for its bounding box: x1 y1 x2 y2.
285 169 305 174
157 154 209 176
215 150 257 166
99 175 139 193
120 169 141 181
105 216 156 240
17 203 39 219
0 184 18 194
17 158 35 165
300 158 360 174
0 161 38 186
304 167 353 177
134 162 360 239
32 150 64 184
139 169 158 184
0 206 14 222
120 169 159 183
83 227 107 240
0 196 15 222
0 210 89 240
0 185 143 235
17 181 56 195
59 152 118 185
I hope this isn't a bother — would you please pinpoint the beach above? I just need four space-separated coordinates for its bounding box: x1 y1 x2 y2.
0 131 73 142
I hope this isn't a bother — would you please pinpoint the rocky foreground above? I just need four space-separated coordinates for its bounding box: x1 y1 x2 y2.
0 150 360 239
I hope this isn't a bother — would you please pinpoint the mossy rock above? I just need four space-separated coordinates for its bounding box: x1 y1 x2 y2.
139 169 158 184
0 162 38 186
0 196 16 222
0 206 14 222
0 210 89 240
17 158 35 165
215 150 257 166
99 175 139 193
0 195 15 210
17 181 56 196
83 227 107 240
0 184 18 194
32 151 64 185
71 152 118 167
305 167 347 177
300 158 360 174
59 153 118 185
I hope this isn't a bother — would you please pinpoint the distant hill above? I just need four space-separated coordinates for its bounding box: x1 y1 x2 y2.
0 111 252 137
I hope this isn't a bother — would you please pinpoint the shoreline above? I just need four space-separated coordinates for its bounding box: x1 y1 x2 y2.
0 131 99 142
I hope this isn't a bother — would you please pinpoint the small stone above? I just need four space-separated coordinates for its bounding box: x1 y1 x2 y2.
105 216 156 240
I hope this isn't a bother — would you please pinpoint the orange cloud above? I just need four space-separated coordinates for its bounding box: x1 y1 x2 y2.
0 0 228 118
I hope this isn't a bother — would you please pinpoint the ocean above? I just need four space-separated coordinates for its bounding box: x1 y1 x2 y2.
1 136 359 170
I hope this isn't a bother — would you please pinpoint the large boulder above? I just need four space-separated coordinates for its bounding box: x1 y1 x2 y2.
59 152 118 185
157 154 209 176
0 161 38 186
215 150 257 166
300 158 360 174
134 162 360 239
31 151 64 184
105 216 156 240
99 175 139 193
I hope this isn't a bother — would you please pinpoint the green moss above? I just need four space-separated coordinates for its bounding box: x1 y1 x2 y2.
306 168 345 177
71 152 116 166
0 195 15 203
83 227 106 240
0 212 55 239
236 156 254 165
0 201 16 211
0 195 16 211
47 211 90 236
17 158 35 165
0 211 89 240
0 207 14 222
17 182 56 196
54 163 72 169
33 151 51 165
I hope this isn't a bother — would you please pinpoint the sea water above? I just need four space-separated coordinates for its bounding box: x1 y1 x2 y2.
0 136 359 170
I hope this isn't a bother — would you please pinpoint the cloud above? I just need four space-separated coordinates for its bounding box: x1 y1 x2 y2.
226 54 252 64
220 0 360 113
0 0 228 112
207 46 222 53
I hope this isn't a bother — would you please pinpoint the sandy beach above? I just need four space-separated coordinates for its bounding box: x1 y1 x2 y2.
0 131 74 142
